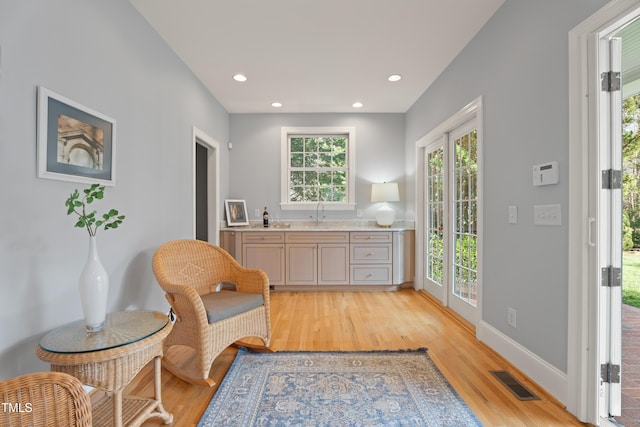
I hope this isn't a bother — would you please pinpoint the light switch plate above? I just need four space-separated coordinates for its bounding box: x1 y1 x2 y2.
533 204 561 226
508 205 518 224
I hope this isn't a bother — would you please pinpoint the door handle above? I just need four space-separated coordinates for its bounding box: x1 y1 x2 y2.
587 217 596 247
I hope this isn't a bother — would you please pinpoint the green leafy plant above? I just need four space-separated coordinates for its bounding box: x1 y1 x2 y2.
65 184 125 236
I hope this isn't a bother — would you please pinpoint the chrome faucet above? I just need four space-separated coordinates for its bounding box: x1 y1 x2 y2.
316 201 325 226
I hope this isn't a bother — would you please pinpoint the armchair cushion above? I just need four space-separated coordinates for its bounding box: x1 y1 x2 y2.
201 290 265 323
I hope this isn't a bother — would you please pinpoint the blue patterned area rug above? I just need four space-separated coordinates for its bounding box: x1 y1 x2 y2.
197 348 483 426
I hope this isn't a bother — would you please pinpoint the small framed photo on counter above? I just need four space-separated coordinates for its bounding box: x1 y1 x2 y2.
225 199 249 226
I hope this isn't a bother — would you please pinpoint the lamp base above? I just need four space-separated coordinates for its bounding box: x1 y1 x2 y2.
375 203 395 227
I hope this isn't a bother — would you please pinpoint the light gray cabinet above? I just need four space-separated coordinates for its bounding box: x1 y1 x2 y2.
350 232 393 285
285 232 349 286
220 230 240 260
285 244 317 285
318 244 350 285
393 230 414 285
221 228 414 289
241 232 285 286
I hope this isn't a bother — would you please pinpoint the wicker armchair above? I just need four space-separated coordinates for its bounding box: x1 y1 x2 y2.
153 239 271 387
0 371 92 427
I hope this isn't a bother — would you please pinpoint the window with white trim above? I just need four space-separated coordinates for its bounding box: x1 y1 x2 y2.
281 127 356 210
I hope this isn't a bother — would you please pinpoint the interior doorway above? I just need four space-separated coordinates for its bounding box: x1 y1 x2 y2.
195 142 209 241
192 126 220 245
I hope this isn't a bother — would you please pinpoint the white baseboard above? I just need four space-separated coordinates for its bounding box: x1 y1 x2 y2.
478 320 567 404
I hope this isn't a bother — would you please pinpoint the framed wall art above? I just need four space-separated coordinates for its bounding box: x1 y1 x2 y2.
37 86 116 185
224 199 249 226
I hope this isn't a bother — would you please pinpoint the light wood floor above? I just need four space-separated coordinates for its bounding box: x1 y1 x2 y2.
125 289 591 426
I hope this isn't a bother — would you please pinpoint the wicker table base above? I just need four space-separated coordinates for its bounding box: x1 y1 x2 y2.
36 311 173 427
90 358 172 426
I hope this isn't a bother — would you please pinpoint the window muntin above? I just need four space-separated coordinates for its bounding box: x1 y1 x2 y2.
281 127 355 210
289 135 347 203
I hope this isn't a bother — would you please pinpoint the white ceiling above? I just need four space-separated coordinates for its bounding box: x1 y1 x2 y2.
130 0 505 114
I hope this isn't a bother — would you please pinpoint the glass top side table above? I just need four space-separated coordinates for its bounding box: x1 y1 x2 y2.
40 310 168 354
36 310 173 427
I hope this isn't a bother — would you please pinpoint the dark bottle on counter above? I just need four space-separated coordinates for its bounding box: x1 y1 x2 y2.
263 206 269 227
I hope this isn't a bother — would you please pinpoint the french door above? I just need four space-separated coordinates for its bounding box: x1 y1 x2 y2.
449 121 479 323
423 117 480 326
424 139 446 300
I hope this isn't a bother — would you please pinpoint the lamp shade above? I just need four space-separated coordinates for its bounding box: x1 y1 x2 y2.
371 182 399 202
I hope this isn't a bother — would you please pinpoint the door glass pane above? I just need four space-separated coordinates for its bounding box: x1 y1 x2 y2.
426 148 444 285
453 129 478 307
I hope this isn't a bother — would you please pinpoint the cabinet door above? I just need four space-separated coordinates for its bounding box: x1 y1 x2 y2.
285 244 317 286
318 244 350 285
243 244 284 286
220 231 240 261
393 230 415 285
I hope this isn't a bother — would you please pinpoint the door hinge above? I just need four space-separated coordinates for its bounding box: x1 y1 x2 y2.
601 71 621 92
601 363 621 384
601 266 622 287
602 169 622 189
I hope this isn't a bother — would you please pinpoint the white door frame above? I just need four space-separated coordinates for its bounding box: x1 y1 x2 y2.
192 126 220 245
596 34 624 423
414 96 483 328
567 0 640 422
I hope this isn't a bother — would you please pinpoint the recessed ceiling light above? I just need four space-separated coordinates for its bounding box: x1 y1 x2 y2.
233 74 247 82
271 102 282 108
352 102 364 108
388 74 402 82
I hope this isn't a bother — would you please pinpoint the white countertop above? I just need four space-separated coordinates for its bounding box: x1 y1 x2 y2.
221 220 414 232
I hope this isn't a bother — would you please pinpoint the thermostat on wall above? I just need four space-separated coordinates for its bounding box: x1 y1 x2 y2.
532 161 559 186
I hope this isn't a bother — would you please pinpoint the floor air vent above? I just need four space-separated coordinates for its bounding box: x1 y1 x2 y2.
490 370 540 401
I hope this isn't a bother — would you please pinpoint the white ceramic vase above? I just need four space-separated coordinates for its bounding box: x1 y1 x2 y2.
79 236 109 332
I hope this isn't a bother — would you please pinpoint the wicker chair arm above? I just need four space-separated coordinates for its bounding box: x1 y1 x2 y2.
229 266 270 296
0 371 92 427
162 283 209 327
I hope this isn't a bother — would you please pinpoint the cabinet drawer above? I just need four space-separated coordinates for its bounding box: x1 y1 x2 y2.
350 232 392 243
242 232 285 243
285 232 349 244
350 244 392 263
350 265 392 284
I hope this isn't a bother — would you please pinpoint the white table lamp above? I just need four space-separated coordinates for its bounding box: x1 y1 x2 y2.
371 182 399 227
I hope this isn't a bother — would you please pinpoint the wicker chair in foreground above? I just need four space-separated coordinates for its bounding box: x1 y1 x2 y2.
0 371 92 427
153 239 271 387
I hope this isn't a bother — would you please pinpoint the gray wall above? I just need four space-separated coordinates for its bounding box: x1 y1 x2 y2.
405 0 609 372
229 113 406 222
0 0 229 378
